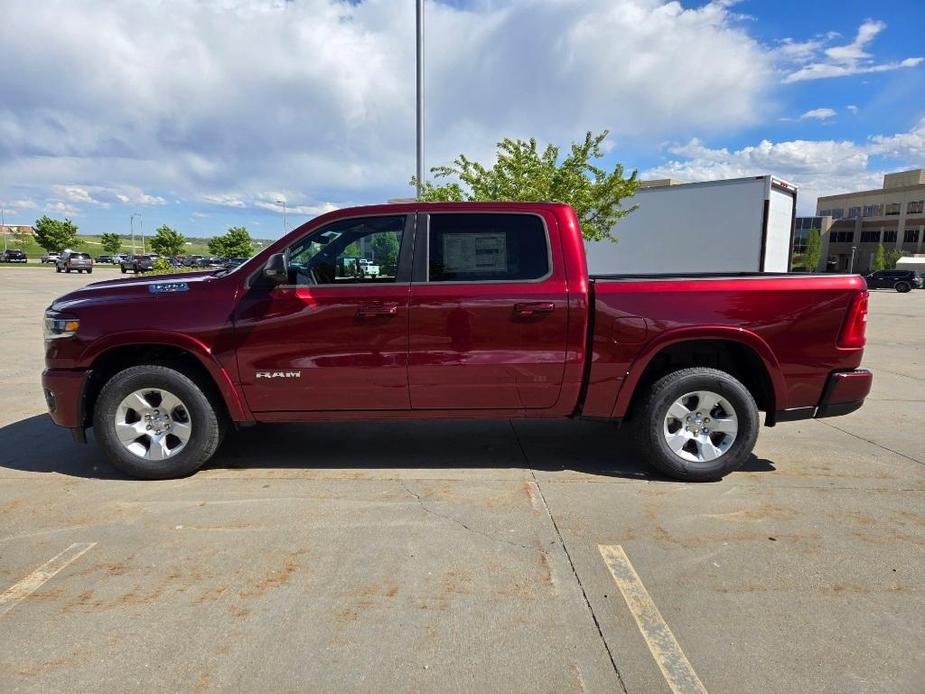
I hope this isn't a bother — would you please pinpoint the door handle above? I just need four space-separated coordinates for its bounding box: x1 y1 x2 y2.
357 301 399 318
513 302 555 316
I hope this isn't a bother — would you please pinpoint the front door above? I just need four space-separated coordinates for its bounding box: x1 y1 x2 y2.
234 214 413 412
408 211 570 410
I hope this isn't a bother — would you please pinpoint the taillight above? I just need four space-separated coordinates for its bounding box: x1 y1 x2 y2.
837 291 868 348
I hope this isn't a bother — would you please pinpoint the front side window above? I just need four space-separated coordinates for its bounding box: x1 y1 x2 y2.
287 215 405 286
427 213 549 282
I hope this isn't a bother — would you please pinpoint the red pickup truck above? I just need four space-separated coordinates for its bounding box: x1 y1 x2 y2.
42 202 872 481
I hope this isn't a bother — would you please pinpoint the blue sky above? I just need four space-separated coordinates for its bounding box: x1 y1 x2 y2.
1 0 923 238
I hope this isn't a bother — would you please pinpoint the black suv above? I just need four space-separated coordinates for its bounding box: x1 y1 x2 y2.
1 249 27 263
121 254 154 273
864 270 923 293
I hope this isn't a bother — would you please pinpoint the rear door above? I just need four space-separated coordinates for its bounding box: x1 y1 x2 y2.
407 211 570 410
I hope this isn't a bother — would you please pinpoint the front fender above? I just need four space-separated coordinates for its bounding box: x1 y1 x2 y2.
80 331 251 422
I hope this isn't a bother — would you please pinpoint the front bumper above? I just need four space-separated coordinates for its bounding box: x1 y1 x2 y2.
41 368 91 429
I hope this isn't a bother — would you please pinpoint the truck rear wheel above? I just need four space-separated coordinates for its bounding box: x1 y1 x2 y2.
635 367 758 482
895 281 911 293
93 365 225 479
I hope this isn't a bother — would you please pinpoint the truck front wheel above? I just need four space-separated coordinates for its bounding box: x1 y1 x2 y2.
93 365 225 479
635 367 759 482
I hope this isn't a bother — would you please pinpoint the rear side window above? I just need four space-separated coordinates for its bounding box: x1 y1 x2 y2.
427 213 549 282
76 253 91 259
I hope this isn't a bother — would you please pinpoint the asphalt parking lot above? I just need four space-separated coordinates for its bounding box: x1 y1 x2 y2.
1 267 923 693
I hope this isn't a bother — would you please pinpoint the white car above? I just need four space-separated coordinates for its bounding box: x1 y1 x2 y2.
41 252 60 264
358 259 380 277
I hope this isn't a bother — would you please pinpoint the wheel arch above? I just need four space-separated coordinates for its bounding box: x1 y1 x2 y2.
613 329 785 424
80 335 250 428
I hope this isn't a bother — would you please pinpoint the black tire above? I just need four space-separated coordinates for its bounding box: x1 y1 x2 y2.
634 367 759 482
55 266 61 273
895 281 911 293
121 267 127 274
93 364 225 479
87 269 93 274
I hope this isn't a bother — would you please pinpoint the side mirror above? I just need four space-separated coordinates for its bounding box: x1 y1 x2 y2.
263 253 288 285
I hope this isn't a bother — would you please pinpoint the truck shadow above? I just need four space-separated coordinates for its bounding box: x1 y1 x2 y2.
0 414 775 481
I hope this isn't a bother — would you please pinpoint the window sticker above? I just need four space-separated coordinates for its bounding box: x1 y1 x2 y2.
442 232 507 274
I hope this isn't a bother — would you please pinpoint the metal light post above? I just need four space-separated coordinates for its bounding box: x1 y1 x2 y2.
1 206 6 252
848 245 857 273
415 0 424 198
130 213 142 254
276 199 288 234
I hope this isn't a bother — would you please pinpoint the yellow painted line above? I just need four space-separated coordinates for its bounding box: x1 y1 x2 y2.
598 544 708 694
0 542 96 616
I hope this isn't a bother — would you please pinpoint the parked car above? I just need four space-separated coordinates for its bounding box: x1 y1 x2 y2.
55 251 93 274
41 252 60 264
120 254 154 273
222 257 248 269
864 269 922 293
183 255 204 267
41 201 873 482
95 255 114 264
1 249 28 263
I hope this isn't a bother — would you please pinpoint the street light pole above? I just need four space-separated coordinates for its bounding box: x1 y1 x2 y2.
1 206 6 252
130 213 143 254
848 245 857 273
415 0 424 198
276 199 288 234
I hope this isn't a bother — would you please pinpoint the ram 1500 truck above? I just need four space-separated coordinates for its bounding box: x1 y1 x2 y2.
42 202 872 481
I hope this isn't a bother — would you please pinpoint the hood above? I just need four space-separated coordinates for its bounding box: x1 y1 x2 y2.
50 271 218 312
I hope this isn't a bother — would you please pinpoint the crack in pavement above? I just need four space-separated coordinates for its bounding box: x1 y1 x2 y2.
508 420 629 694
814 419 925 467
397 478 538 552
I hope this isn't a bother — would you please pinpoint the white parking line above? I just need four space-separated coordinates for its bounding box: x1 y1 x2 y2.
0 542 96 616
598 544 708 694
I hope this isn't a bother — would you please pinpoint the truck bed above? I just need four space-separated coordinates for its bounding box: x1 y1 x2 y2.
580 272 867 420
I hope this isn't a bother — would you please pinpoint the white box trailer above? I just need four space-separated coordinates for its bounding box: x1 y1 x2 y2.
585 175 797 275
895 256 925 273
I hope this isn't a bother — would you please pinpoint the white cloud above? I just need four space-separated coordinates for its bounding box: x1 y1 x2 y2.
800 108 836 121
1 199 38 210
781 20 922 83
201 193 248 208
644 119 925 213
45 201 81 217
846 104 859 114
0 0 774 211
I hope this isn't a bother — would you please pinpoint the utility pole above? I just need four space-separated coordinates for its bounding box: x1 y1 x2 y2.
130 213 143 254
415 0 424 199
848 245 857 273
276 199 288 234
1 206 6 252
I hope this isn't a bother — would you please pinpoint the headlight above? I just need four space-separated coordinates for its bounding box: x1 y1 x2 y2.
43 311 80 340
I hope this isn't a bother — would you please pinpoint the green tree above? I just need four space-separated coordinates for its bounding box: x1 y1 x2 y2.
871 243 886 271
33 216 78 252
885 248 903 270
208 226 254 257
150 224 186 257
371 232 400 270
100 232 123 255
412 130 638 242
804 229 822 271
